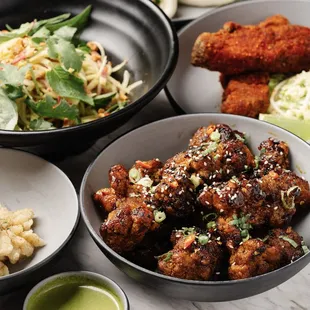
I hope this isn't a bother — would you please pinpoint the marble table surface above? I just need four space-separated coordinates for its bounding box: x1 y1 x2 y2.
1 92 310 310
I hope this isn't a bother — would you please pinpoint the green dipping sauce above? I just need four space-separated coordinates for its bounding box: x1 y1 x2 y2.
27 275 123 310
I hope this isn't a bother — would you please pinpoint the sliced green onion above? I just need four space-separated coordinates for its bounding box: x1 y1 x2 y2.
207 221 216 230
214 154 220 160
181 227 196 235
235 133 245 143
203 213 217 222
201 142 218 156
128 167 141 183
163 251 173 262
254 155 260 169
301 241 310 255
240 230 249 238
189 174 201 188
281 190 295 210
154 210 166 223
260 148 266 154
198 234 209 245
210 130 220 142
287 186 301 196
151 185 158 193
137 176 153 188
279 235 298 248
231 176 241 185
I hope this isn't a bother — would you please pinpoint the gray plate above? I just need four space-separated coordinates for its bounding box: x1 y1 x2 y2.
173 4 214 23
0 149 79 295
166 0 310 114
80 113 310 302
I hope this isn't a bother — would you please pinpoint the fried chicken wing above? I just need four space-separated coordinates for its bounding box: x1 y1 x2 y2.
109 164 129 197
221 73 270 118
100 198 156 253
191 15 310 75
157 228 222 280
93 188 117 213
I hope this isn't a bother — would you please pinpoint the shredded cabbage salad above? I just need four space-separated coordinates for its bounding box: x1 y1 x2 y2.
269 71 310 121
0 6 143 131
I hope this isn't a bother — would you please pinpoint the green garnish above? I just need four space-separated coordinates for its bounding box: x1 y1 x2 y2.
137 176 153 188
189 174 201 189
163 251 173 262
301 241 310 255
181 227 196 236
268 74 286 94
229 214 252 242
280 186 300 210
154 210 166 223
203 213 217 222
210 130 221 142
231 176 241 185
207 221 216 229
260 148 266 154
201 142 218 156
235 133 245 143
254 156 260 169
128 167 141 183
279 235 298 248
198 234 209 245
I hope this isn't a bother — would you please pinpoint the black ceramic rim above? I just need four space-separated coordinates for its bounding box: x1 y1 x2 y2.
164 0 309 114
0 0 179 138
80 113 310 287
0 149 80 282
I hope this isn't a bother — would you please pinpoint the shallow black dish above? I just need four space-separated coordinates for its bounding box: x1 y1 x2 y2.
80 114 310 302
0 0 178 156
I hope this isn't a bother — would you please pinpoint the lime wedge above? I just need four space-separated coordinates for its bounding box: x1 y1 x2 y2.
259 114 310 142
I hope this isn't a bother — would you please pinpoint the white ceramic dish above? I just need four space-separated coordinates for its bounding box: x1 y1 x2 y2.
23 271 129 310
80 114 310 301
166 0 310 114
0 149 79 295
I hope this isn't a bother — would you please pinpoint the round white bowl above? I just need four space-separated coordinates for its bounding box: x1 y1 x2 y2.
0 149 79 295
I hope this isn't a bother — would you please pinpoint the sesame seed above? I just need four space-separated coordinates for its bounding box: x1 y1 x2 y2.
274 206 278 210
220 209 224 213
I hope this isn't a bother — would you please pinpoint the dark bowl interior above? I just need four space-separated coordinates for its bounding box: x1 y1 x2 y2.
80 114 310 302
0 0 178 156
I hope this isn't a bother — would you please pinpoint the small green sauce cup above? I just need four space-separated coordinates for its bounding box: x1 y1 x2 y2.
23 271 130 310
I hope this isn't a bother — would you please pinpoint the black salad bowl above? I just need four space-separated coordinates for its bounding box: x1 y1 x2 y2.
80 114 310 302
0 0 178 157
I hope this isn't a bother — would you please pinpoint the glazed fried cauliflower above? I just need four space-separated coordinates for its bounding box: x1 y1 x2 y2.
94 123 310 281
157 228 223 280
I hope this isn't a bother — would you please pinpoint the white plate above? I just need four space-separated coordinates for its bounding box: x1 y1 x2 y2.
0 149 79 294
166 0 310 113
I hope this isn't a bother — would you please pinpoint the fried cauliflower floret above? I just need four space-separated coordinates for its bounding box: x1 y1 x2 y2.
0 262 9 277
100 198 155 253
267 227 304 262
256 138 290 175
228 239 282 280
157 228 222 280
187 125 255 183
109 164 129 197
93 188 117 213
153 152 196 217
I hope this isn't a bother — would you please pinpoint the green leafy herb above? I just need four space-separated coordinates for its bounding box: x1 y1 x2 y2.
0 64 30 86
279 235 298 248
0 88 18 130
198 234 209 245
32 26 50 40
29 13 71 35
3 85 24 100
54 26 77 41
29 118 54 130
47 37 83 71
77 42 91 53
46 66 93 105
0 22 33 43
45 6 92 33
25 95 79 121
94 92 116 109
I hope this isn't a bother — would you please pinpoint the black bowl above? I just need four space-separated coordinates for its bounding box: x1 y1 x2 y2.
0 0 178 156
80 114 310 302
